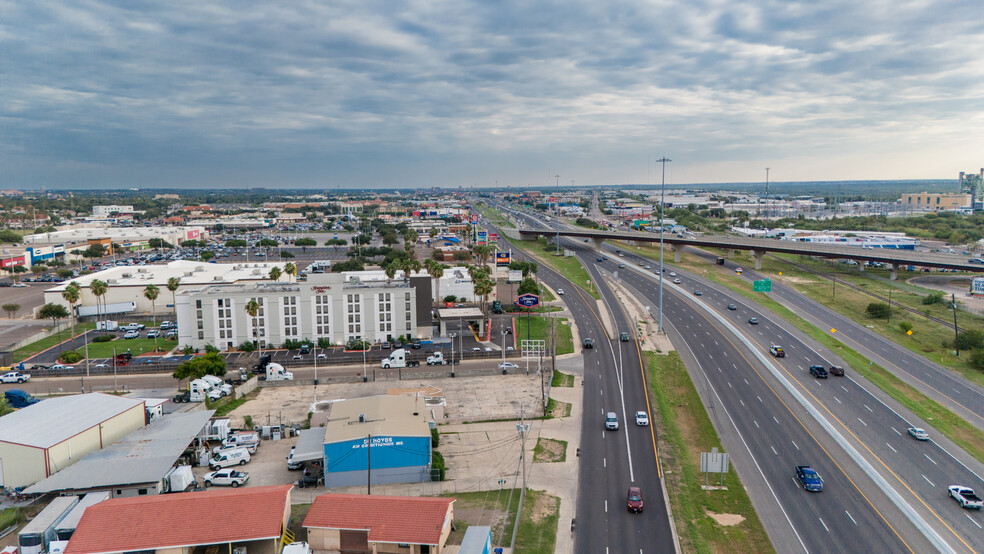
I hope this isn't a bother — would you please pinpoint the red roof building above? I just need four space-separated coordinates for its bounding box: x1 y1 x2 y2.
303 494 455 553
65 485 293 554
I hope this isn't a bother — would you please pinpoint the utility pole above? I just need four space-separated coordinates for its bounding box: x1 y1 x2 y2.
510 408 530 550
367 433 372 495
953 294 960 357
555 175 561 254
656 157 671 333
765 167 771 221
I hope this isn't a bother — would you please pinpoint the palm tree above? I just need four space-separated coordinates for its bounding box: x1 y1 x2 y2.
424 260 446 306
473 277 495 317
143 284 160 326
400 257 421 284
166 277 181 315
384 260 398 282
245 299 261 352
283 262 296 281
90 279 108 323
269 266 282 282
473 244 493 266
61 282 81 349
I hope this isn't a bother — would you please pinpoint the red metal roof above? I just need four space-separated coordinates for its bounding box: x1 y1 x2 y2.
65 485 292 554
303 494 455 545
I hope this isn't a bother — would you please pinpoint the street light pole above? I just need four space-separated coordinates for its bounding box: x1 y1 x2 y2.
656 157 671 333
449 332 456 376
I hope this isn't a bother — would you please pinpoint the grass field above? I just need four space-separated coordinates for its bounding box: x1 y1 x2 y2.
441 488 558 552
551 369 574 387
515 315 574 355
511 237 600 300
12 322 97 362
645 351 774 553
78 337 178 358
475 201 516 229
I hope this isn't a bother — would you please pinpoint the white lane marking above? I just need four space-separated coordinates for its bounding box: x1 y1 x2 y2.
886 443 897 453
773 416 780 424
754 420 760 428
864 404 873 413
924 453 937 466
744 378 749 385
732 363 737 370
857 418 867 427
967 514 982 529
841 385 848 393
771 446 778 455
846 511 857 526
728 382 732 388
797 365 803 370
791 440 800 451
833 396 841 404
714 340 719 346
818 517 829 532
739 399 745 406
923 474 935 487
605 500 608 513
892 427 901 436
757 395 763 403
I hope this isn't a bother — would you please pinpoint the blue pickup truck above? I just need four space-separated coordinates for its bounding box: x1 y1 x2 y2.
5 389 40 409
796 465 824 492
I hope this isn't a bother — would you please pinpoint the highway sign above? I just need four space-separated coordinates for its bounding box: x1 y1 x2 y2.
752 279 772 292
516 294 540 308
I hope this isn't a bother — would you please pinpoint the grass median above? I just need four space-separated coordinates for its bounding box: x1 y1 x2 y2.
515 315 574 355
78 338 178 358
12 322 97 362
645 350 773 553
475 201 516 229
511 237 600 300
442 488 559 553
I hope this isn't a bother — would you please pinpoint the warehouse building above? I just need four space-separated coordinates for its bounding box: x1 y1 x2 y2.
175 272 420 350
64 485 294 554
0 394 146 489
303 493 455 554
292 395 434 488
25 410 214 497
44 260 289 317
22 225 206 249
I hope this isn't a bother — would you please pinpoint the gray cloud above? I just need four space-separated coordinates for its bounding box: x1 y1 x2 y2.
0 0 981 188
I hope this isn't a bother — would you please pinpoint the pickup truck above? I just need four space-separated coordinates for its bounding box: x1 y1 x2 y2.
949 485 983 509
796 466 824 492
0 371 30 384
769 345 785 358
809 365 828 379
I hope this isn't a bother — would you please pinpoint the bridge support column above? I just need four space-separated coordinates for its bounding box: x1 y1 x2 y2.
890 263 898 281
592 238 604 252
671 244 682 263
728 249 737 259
751 250 763 270
856 259 865 273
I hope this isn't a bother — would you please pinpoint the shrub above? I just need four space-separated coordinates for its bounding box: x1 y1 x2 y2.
317 337 333 348
956 329 984 351
59 351 82 363
970 349 984 371
899 321 913 334
243 415 254 430
431 450 446 481
92 334 114 343
237 341 255 352
865 302 891 319
443 295 457 303
431 428 440 448
922 291 946 305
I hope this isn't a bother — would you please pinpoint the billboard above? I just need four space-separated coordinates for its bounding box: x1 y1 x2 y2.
507 270 523 282
476 230 488 245
489 233 498 242
495 252 511 267
470 214 479 224
186 228 201 240
516 294 540 308
972 278 984 297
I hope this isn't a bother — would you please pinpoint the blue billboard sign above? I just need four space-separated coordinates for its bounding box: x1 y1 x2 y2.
516 294 540 308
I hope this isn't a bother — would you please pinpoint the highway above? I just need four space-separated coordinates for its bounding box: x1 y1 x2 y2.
503 206 940 552
489 221 676 553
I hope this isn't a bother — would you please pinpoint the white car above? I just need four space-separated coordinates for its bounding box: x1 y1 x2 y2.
557 288 565 295
635 411 649 426
123 331 139 339
11 283 27 288
669 272 677 277
484 347 493 352
0 371 29 383
51 364 72 371
203 469 248 487
907 427 929 441
317 353 327 359
94 363 109 369
498 362 519 369
673 278 681 284
122 323 145 331
146 330 160 338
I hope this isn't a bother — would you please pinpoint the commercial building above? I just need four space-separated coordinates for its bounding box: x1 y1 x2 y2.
303 493 455 554
22 226 206 250
292 395 433 488
44 260 290 317
91 205 134 217
902 193 971 212
0 394 146 488
176 272 419 350
25 411 214 497
64 485 294 554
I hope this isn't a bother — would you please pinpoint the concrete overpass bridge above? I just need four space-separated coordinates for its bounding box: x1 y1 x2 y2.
515 227 984 280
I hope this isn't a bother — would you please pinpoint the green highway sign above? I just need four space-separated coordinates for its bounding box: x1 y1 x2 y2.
753 279 772 292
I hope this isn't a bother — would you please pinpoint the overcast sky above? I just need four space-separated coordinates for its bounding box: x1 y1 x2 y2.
2 1 981 189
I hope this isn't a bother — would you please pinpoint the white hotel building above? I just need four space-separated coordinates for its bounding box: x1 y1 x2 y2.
176 273 418 350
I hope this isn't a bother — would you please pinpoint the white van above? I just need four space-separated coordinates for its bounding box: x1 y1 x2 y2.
209 447 250 469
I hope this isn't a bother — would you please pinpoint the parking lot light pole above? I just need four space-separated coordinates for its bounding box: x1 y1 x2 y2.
502 330 508 366
449 333 456 376
656 156 671 334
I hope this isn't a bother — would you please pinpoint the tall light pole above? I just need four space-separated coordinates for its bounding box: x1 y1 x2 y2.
656 157 671 334
765 167 771 221
555 175 561 254
449 332 456 377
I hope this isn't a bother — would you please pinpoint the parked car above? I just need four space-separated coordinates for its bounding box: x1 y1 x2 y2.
209 447 250 469
123 331 139 339
627 486 644 512
51 363 72 371
635 411 649 426
907 427 930 441
146 330 160 338
498 362 519 369
203 469 248 487
122 323 145 331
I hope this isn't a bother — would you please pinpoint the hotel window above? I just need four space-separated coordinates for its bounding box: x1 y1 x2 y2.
315 295 330 336
346 294 362 336
283 296 299 338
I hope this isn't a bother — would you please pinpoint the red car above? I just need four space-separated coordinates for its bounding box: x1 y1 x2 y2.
627 487 643 512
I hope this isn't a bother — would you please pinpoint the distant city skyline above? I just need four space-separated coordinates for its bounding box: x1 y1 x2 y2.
2 2 981 189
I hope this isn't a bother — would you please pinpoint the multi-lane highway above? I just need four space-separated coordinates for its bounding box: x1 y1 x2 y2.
490 220 676 553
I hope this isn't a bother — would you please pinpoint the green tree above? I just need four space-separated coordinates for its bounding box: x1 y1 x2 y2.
865 302 890 319
269 266 282 281
90 279 109 322
167 277 181 314
2 303 21 319
382 232 399 247
295 237 317 252
173 351 226 381
144 284 161 328
200 251 216 261
245 299 261 352
472 244 493 265
39 303 70 329
970 348 984 371
237 340 255 352
325 238 347 250
280 251 294 259
225 239 248 248
899 321 913 334
956 329 984 351
56 268 74 279
258 238 278 256
922 291 946 305
283 262 296 280
424 260 447 305
62 282 81 349
518 277 539 296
